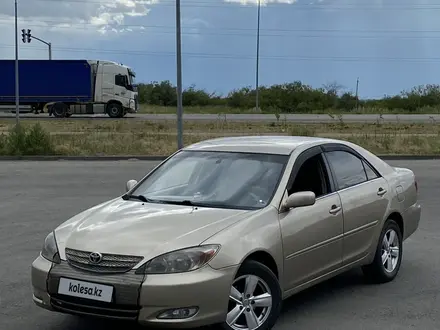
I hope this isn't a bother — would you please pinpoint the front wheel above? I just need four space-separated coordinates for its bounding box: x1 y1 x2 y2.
222 260 282 330
362 219 403 283
107 103 123 118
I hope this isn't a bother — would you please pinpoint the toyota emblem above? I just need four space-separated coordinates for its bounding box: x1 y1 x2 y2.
89 252 103 264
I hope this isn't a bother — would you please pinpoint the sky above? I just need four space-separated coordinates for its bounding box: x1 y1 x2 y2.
1 0 440 99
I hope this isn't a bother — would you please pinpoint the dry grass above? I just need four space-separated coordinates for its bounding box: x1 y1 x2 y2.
138 104 440 115
0 119 440 156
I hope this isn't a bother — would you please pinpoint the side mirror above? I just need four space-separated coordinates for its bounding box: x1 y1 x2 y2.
126 179 138 192
281 191 316 212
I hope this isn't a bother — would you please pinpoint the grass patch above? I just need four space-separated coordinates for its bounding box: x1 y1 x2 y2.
0 123 56 156
1 119 439 135
137 104 440 115
0 119 439 156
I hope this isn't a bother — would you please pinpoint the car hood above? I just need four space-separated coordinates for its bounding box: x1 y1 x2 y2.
54 197 252 264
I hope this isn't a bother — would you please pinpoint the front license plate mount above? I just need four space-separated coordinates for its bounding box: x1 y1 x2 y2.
57 277 114 303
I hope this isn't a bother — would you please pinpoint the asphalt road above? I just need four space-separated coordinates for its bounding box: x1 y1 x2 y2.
1 112 440 123
1 159 439 330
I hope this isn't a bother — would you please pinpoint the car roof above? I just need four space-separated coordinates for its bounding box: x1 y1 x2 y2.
183 135 342 155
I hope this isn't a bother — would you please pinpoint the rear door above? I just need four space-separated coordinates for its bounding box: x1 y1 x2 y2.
322 144 389 266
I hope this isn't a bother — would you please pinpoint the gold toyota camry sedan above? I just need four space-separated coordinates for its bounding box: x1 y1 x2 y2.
31 136 421 330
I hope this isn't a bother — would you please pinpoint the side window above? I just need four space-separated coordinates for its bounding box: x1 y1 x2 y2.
325 151 367 190
289 153 330 198
363 160 379 180
115 74 127 87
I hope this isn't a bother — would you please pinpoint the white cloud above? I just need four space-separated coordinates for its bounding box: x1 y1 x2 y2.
0 0 156 36
0 0 161 59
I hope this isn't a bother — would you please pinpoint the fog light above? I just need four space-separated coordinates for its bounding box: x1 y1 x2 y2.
157 307 199 319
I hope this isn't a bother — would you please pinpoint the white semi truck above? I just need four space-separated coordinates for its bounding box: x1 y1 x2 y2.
0 59 139 118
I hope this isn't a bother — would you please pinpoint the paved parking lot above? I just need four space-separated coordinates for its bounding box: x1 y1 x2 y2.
0 159 439 330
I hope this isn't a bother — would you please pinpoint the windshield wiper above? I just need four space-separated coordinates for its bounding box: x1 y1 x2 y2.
123 195 191 205
158 200 197 206
123 194 154 203
123 195 206 207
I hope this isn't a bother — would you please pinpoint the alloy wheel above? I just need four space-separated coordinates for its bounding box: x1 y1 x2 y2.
382 228 400 273
226 274 273 330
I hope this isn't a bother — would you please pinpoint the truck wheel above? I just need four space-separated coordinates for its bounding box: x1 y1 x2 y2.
107 103 123 118
52 103 68 118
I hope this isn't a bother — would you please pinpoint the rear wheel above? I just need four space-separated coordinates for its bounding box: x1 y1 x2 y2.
221 260 282 330
52 102 68 118
362 219 403 283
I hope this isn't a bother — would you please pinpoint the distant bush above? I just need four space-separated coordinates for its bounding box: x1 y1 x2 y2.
0 123 56 156
136 80 440 113
0 133 6 154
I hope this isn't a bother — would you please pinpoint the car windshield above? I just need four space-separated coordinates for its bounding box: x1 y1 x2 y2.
130 150 288 210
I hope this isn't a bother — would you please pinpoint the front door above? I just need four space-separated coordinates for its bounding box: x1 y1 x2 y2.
279 148 344 290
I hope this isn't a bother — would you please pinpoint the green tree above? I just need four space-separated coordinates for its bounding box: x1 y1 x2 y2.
135 80 440 113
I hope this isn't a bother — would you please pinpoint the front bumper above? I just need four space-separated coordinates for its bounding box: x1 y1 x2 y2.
126 98 137 113
31 255 237 328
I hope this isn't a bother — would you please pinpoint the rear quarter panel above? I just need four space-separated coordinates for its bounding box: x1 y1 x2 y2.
382 167 417 215
383 166 421 240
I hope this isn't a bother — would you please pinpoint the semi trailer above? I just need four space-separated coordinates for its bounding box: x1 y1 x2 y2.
0 59 138 118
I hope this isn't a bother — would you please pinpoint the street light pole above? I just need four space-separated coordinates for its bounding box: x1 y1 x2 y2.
14 0 20 125
355 77 359 110
176 0 183 149
255 0 261 112
28 34 52 60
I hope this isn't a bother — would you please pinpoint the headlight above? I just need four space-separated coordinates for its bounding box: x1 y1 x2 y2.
135 245 220 275
41 231 61 264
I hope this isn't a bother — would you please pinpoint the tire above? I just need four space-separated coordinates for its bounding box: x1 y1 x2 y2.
221 260 282 330
107 103 123 118
362 219 403 284
52 102 67 118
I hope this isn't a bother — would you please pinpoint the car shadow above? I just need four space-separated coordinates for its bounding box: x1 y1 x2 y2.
50 268 369 330
278 268 368 317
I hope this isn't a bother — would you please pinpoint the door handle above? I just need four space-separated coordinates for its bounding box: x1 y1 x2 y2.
329 205 341 215
377 187 387 196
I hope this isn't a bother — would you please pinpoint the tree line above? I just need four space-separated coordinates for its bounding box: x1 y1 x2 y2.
136 80 440 112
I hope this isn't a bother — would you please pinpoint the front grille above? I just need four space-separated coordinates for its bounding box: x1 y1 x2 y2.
65 248 144 274
48 261 144 307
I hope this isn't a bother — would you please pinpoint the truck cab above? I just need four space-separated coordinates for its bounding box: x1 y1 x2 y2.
90 60 139 117
48 60 139 118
